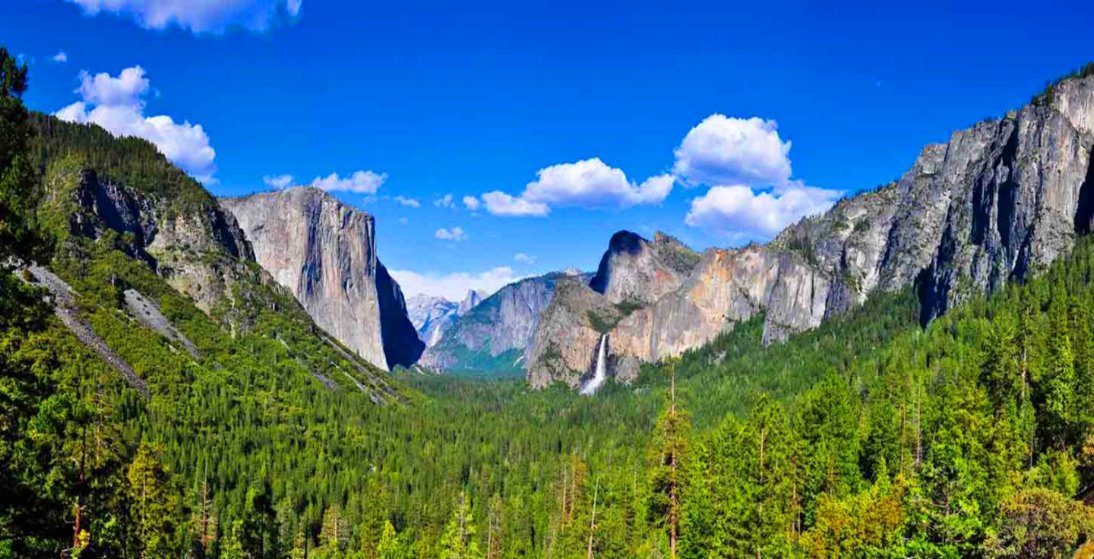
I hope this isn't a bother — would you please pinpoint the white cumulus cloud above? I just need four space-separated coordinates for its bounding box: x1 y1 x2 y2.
481 158 672 217
55 65 217 183
480 191 550 217
263 174 294 189
685 182 841 238
434 227 467 241
390 266 523 301
66 0 302 34
311 170 386 194
514 253 536 265
462 195 480 211
673 115 792 187
393 195 420 208
434 194 455 208
52 51 68 63
675 113 843 240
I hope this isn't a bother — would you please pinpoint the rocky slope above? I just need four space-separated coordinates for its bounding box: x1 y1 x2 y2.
589 231 701 305
42 165 254 313
421 273 570 374
528 70 1094 388
221 187 423 371
30 115 397 401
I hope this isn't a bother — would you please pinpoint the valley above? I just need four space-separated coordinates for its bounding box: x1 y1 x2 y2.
3 32 1094 559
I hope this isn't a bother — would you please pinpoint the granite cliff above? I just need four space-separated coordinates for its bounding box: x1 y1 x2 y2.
30 115 397 400
421 273 571 374
38 144 253 314
407 290 485 348
221 187 423 371
528 70 1094 389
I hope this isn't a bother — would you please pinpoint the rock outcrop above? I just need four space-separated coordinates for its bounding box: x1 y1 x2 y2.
408 294 460 347
528 71 1094 389
526 276 626 388
45 166 255 313
408 290 487 348
458 289 486 315
220 187 423 371
421 273 568 374
589 231 701 305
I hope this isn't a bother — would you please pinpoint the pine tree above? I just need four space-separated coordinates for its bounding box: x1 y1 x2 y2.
440 491 483 559
0 46 43 266
317 504 349 558
126 442 179 558
648 358 690 559
376 520 404 559
1043 285 1077 448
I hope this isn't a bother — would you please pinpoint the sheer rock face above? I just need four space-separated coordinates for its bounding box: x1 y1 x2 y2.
528 73 1094 389
589 231 701 306
408 290 487 348
61 168 253 312
458 289 487 315
526 276 621 389
220 187 423 371
421 274 564 374
407 295 460 348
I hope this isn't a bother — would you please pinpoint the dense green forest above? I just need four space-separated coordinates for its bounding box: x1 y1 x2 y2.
3 48 1094 558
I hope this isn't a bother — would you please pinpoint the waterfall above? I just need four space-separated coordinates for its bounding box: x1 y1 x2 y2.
580 333 609 395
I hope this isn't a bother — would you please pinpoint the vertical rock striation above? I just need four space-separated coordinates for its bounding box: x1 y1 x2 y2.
220 187 423 371
422 273 569 374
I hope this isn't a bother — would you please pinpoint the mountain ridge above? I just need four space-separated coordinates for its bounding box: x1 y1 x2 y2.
220 186 424 371
526 68 1094 388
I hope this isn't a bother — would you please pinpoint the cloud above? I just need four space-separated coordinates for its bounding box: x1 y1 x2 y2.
481 158 672 217
311 170 386 194
76 66 148 105
480 191 551 217
263 174 293 189
434 194 455 208
398 217 409 225
66 0 302 34
52 51 68 63
394 195 420 208
684 181 841 238
434 227 467 241
514 253 536 265
462 195 480 211
55 65 217 183
390 266 523 300
673 115 792 187
524 159 673 208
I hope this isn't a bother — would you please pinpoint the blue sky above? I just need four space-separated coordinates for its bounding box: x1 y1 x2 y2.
3 0 1094 299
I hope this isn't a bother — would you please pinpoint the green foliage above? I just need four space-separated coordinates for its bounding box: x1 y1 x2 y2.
586 309 618 334
983 488 1094 559
29 113 216 218
6 48 1094 559
127 442 181 557
0 47 45 266
783 233 819 266
614 297 645 318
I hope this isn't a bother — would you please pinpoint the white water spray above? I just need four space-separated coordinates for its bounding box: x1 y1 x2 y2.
580 334 609 395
